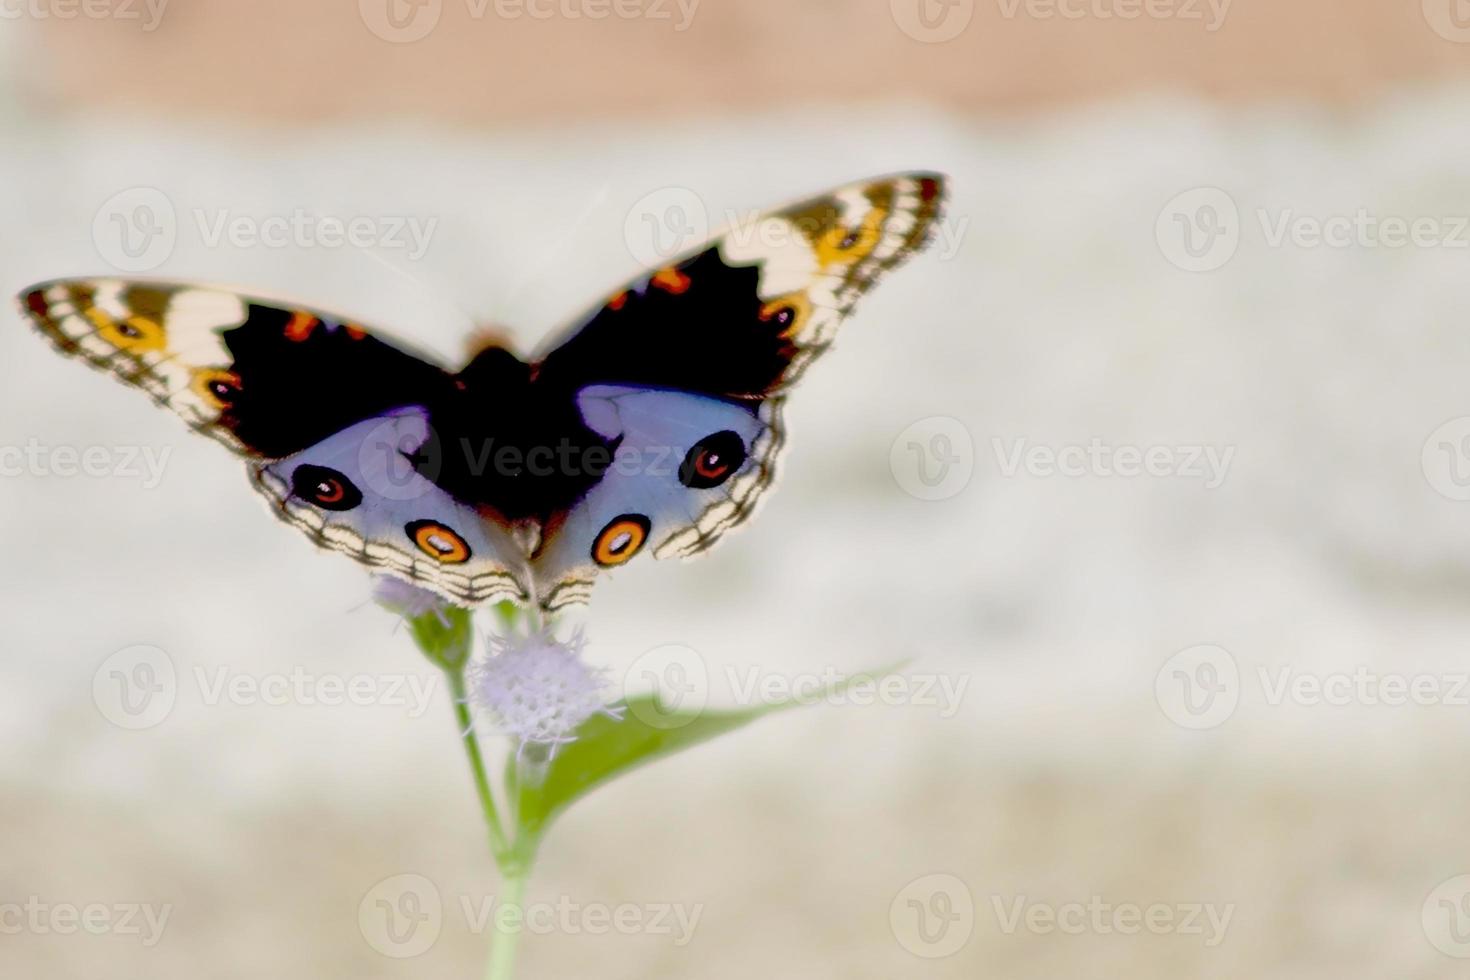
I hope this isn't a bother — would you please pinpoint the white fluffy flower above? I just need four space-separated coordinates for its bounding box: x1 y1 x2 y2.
468 630 620 756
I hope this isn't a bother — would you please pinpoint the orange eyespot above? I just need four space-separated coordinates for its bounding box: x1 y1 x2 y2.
592 515 650 567
85 307 167 352
815 207 887 267
759 294 811 338
192 369 242 409
407 520 472 564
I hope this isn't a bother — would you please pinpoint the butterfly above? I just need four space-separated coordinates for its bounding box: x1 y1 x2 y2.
17 173 946 612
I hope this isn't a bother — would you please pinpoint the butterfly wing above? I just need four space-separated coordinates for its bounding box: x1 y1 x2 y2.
17 279 531 606
252 408 531 605
19 279 453 457
530 386 775 610
528 172 947 609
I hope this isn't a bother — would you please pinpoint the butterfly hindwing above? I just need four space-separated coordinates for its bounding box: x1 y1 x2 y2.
253 408 531 606
531 386 777 610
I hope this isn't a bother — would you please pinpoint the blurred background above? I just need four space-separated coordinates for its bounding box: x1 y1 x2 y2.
5 2 1470 977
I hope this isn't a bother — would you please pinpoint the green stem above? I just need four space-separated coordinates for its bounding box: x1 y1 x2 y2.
484 873 527 980
446 668 512 864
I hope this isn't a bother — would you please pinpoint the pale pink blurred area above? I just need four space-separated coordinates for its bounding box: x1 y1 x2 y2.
6 4 1470 980
16 0 1470 123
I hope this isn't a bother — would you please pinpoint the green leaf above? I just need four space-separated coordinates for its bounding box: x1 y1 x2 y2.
507 663 904 861
406 605 475 672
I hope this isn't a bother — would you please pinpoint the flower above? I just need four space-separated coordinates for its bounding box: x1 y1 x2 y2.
372 576 452 625
467 629 621 757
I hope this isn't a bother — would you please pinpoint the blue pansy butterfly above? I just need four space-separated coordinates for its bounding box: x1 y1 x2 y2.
18 173 946 611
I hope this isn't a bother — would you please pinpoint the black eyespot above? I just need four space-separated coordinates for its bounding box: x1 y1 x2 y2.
291 464 363 511
839 230 860 249
117 322 143 338
679 430 747 489
771 307 795 328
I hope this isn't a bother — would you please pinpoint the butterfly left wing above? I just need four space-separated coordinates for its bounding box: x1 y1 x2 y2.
527 172 947 610
18 279 454 458
18 279 533 606
252 408 532 606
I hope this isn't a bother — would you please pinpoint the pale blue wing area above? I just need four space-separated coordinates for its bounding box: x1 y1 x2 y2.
251 408 531 607
532 385 784 611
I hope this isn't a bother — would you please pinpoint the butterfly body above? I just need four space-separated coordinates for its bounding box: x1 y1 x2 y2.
18 173 946 611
